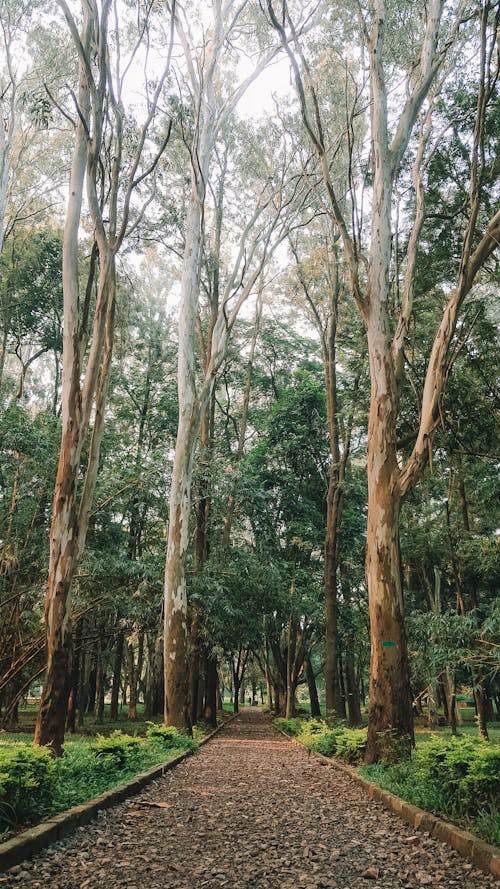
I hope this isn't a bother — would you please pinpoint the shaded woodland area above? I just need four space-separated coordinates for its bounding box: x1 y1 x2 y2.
0 0 498 771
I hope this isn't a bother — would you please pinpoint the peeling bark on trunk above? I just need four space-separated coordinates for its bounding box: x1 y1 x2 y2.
164 5 291 731
164 415 197 730
364 416 413 760
268 0 499 764
36 0 174 754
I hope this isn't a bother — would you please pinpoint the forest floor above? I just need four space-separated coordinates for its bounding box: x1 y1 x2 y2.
2 708 498 889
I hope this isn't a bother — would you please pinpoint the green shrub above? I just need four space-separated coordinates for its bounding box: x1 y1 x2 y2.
0 746 55 831
93 732 141 769
145 722 198 752
297 722 339 757
0 724 199 837
414 737 500 813
273 717 302 736
280 718 368 763
460 746 500 810
334 728 367 764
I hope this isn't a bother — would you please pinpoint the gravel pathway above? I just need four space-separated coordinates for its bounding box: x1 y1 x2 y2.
2 709 497 888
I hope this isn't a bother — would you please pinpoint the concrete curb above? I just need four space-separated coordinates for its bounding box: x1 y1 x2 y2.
275 727 500 880
0 713 239 872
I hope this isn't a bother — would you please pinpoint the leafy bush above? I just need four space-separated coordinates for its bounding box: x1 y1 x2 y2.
273 717 302 736
413 737 500 813
146 722 198 752
93 731 142 769
274 717 367 762
0 746 55 831
297 721 339 757
334 729 367 764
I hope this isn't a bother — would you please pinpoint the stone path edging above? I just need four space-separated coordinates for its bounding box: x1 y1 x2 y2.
276 728 500 880
0 714 238 872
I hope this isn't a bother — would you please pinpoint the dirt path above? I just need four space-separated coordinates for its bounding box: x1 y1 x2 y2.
3 709 497 888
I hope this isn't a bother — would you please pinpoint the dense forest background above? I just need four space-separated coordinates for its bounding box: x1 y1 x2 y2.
0 0 498 763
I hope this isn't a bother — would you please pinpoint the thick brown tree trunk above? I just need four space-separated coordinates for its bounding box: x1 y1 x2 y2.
364 378 413 760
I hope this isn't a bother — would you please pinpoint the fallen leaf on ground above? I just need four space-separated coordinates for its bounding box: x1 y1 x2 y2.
142 801 171 808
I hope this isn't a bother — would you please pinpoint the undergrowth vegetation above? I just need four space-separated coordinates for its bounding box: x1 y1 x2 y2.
0 724 198 836
274 717 367 763
362 737 500 847
274 717 500 846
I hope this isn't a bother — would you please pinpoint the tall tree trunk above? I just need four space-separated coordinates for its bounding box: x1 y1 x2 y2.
365 441 413 761
35 0 172 752
204 655 218 727
233 679 240 714
110 630 124 722
77 634 86 729
292 242 352 723
163 5 281 731
127 642 138 720
285 613 298 719
305 658 321 718
66 618 82 733
324 486 341 720
33 30 90 749
95 639 105 724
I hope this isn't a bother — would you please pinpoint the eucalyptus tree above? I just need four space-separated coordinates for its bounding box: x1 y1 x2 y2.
162 0 313 730
264 0 500 761
35 0 176 753
288 219 364 720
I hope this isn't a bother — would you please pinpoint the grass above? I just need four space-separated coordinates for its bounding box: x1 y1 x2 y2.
14 702 163 737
